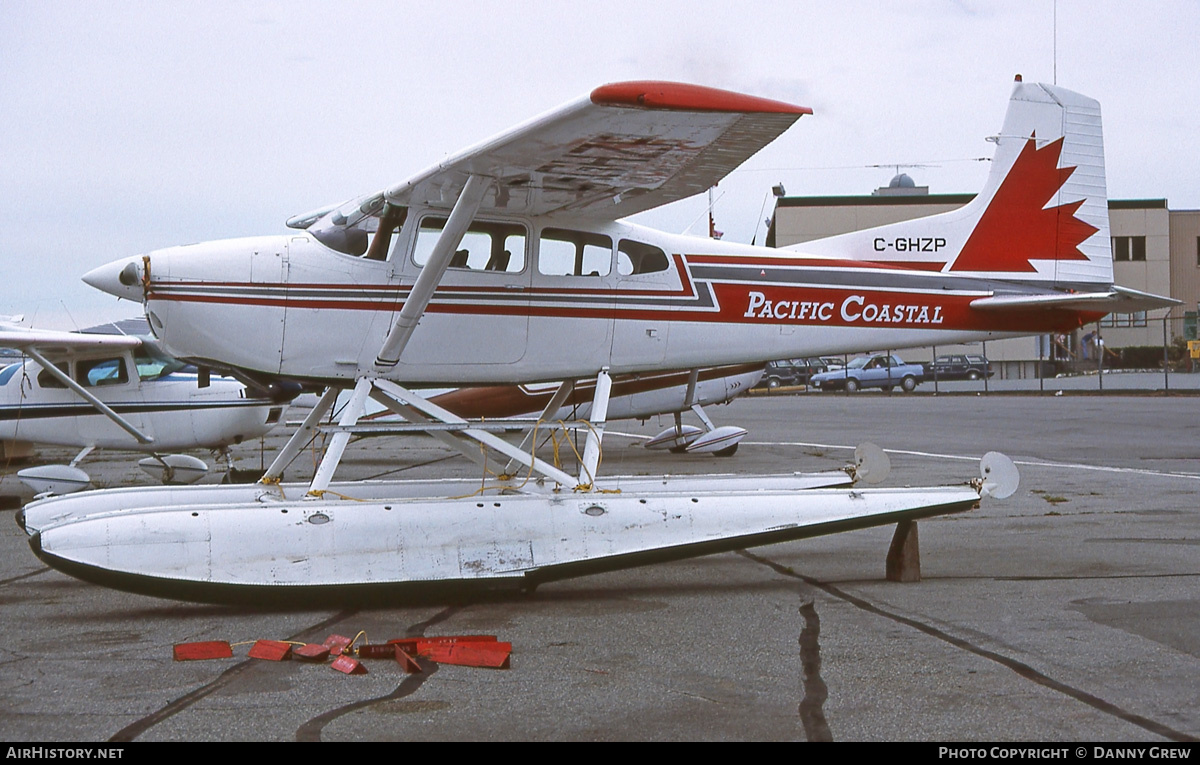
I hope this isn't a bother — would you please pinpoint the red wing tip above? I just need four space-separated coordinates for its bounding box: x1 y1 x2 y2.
591 81 812 116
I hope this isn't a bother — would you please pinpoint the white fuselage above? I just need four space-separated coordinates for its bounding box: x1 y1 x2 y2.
111 214 1099 387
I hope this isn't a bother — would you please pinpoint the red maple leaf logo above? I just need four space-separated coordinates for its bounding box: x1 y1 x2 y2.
949 135 1098 272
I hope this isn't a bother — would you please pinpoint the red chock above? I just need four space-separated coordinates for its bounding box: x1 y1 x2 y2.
248 640 293 661
420 641 512 669
323 634 353 656
396 648 422 674
293 643 331 662
173 641 233 661
331 655 367 675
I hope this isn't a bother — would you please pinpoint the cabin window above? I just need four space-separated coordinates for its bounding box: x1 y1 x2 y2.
617 239 669 275
37 362 71 389
77 357 128 387
413 217 526 273
538 228 612 276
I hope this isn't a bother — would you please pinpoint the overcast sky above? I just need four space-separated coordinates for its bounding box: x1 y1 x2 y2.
3 0 1197 329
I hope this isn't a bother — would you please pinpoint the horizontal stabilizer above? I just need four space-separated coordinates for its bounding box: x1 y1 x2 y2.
970 286 1180 313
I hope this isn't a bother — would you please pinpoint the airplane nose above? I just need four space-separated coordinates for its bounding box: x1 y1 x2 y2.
82 256 146 302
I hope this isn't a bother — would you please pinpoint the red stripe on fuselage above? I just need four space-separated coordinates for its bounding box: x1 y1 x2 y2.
148 282 1098 334
685 253 947 272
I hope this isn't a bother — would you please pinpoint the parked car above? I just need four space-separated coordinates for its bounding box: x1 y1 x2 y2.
930 354 993 381
756 358 828 389
818 356 847 371
810 354 924 393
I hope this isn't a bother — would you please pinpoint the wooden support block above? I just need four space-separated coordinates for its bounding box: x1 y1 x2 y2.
886 519 921 582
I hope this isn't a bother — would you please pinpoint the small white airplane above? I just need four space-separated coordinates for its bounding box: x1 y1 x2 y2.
28 77 1168 603
1 318 287 494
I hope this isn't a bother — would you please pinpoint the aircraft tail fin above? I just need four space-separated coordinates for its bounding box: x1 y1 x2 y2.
791 78 1114 286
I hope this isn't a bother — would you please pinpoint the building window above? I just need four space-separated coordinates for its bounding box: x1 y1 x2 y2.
1111 236 1146 262
1101 311 1147 328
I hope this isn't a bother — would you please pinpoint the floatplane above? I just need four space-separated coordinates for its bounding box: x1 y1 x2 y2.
24 77 1172 603
1 318 287 495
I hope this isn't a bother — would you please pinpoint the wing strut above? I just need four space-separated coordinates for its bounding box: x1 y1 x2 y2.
24 348 154 445
374 174 490 368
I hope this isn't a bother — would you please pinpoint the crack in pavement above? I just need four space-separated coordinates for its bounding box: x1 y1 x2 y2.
738 550 1198 743
294 605 461 742
109 609 360 742
797 601 832 742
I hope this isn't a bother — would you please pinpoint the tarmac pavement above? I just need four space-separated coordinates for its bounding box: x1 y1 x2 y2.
0 393 1197 742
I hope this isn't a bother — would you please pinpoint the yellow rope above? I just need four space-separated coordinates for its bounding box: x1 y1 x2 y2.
305 489 368 502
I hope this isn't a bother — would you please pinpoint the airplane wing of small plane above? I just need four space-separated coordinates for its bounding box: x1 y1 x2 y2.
0 322 143 355
287 81 811 231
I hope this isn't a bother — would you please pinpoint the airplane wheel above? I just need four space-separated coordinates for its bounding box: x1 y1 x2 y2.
713 444 739 458
901 376 917 392
669 445 689 454
845 379 859 393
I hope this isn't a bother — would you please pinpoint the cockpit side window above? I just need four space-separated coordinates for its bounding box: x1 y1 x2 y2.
413 217 526 273
617 239 670 275
539 228 613 276
77 357 129 387
363 204 408 262
37 362 71 389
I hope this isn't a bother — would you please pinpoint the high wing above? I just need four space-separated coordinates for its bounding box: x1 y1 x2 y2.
287 81 811 230
0 322 142 356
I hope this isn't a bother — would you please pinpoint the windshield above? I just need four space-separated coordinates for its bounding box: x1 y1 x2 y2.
134 349 188 381
846 357 870 369
308 195 407 259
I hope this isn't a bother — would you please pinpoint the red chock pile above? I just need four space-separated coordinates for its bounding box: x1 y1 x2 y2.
173 633 511 675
